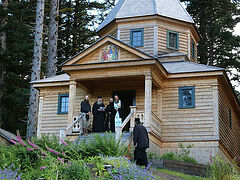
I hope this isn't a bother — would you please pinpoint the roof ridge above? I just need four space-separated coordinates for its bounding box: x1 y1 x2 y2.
176 0 194 23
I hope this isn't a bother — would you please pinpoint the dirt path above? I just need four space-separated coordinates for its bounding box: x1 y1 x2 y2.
153 170 184 180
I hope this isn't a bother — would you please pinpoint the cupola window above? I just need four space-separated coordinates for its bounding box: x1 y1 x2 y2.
167 30 179 50
130 29 144 47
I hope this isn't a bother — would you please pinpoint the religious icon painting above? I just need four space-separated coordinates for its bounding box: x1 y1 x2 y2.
101 44 119 62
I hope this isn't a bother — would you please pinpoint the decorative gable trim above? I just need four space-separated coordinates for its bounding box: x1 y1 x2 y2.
62 35 154 66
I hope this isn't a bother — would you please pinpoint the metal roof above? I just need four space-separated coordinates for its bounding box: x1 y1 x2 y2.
161 60 224 74
98 0 194 31
31 73 70 84
0 128 17 142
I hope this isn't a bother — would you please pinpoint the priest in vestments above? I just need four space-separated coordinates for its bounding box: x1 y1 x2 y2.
92 96 106 132
113 95 125 127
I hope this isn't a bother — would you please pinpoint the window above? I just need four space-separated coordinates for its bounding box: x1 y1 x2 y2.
167 30 179 50
179 87 195 109
130 29 144 47
229 109 232 129
192 40 195 59
58 94 69 114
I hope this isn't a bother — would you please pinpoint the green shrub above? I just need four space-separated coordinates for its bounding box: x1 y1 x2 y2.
147 152 161 160
208 155 240 180
59 161 92 180
73 133 127 158
161 144 197 163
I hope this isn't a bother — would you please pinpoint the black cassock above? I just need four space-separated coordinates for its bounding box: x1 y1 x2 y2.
106 102 115 132
81 100 91 120
92 102 105 132
133 124 149 167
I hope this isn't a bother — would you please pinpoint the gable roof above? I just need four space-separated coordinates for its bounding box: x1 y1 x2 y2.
98 0 194 31
31 73 70 84
162 60 224 74
61 35 155 66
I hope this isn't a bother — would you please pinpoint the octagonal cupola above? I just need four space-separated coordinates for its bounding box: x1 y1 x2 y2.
97 0 200 62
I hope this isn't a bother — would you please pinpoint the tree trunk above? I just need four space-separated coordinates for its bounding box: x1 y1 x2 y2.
0 0 8 128
27 0 45 138
46 0 59 78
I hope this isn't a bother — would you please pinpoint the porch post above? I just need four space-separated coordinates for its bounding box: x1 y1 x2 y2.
68 80 77 125
144 74 152 130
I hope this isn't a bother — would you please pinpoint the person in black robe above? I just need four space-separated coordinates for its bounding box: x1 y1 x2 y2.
105 98 115 132
133 118 149 167
92 96 105 132
80 95 91 135
112 95 125 124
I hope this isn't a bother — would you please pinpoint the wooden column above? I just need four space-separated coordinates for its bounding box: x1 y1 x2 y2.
144 74 152 130
68 80 77 125
37 95 44 138
212 84 219 140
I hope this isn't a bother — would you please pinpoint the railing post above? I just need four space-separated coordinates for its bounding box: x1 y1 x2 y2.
130 106 137 132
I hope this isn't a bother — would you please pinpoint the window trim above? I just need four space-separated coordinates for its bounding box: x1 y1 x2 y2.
130 28 144 47
192 40 195 59
167 30 179 50
178 86 195 109
57 94 69 115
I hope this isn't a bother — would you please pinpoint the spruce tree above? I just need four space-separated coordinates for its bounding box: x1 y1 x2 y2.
181 0 240 75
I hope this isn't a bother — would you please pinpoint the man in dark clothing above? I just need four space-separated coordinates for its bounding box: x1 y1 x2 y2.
105 98 115 132
80 95 91 135
133 118 149 167
92 96 106 132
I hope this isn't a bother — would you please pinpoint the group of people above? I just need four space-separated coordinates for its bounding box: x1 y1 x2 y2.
80 94 149 168
80 95 125 134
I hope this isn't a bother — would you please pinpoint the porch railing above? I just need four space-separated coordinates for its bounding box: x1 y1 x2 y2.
115 106 137 141
59 113 85 143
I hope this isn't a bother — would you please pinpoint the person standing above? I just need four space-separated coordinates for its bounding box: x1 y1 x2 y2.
92 96 105 132
80 95 91 135
113 95 125 129
133 118 149 167
106 97 115 132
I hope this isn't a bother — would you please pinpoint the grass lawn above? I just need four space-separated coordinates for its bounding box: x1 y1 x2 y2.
156 169 207 180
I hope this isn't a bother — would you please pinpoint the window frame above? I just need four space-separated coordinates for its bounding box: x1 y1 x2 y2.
130 28 144 47
57 94 69 114
178 86 195 109
192 40 195 59
167 30 179 50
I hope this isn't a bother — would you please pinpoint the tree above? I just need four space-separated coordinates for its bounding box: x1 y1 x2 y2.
46 0 59 78
181 0 240 73
0 0 8 128
27 0 45 138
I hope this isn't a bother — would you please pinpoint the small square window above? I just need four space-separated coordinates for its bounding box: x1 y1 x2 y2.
130 29 144 47
179 87 195 109
58 94 69 114
167 30 179 50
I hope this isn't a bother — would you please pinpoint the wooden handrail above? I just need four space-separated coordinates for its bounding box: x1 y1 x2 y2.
66 113 84 132
121 111 133 129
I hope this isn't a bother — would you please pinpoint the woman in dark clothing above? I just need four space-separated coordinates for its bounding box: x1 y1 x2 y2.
92 96 105 132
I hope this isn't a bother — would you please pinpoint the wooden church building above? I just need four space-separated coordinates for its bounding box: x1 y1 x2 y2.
32 0 240 165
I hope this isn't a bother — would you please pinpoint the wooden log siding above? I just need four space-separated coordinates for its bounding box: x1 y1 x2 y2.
158 26 188 56
162 78 216 141
119 26 155 56
39 86 86 136
218 84 240 161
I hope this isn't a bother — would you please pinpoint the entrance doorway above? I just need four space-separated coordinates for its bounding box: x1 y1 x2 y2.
112 90 136 131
